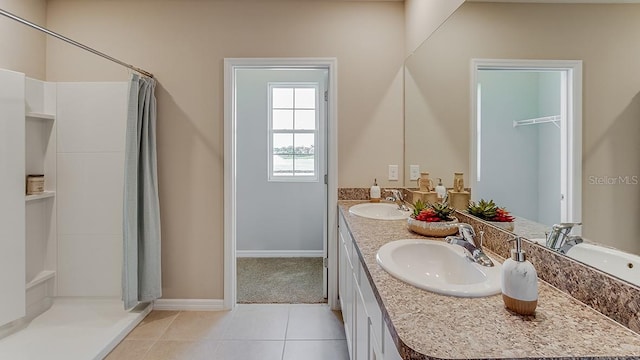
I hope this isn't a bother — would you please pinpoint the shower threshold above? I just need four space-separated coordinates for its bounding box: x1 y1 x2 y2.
0 297 151 360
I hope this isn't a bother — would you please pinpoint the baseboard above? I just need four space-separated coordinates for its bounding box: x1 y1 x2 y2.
153 299 225 311
236 250 324 258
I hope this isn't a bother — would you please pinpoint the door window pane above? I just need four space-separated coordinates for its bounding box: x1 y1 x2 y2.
272 88 293 108
294 133 315 154
273 155 293 176
295 110 316 130
294 157 315 176
273 133 293 154
295 88 316 109
273 109 294 130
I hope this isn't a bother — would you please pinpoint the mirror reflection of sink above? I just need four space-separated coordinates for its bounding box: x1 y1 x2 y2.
349 203 411 220
531 238 640 286
376 239 502 297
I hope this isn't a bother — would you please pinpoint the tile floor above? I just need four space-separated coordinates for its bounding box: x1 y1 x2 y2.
106 304 349 360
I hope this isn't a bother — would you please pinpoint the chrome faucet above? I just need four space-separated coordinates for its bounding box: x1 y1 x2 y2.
546 222 582 253
446 224 494 267
386 189 410 211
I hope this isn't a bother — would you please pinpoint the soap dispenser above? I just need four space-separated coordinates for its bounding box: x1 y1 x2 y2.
435 178 447 201
501 236 538 315
370 179 381 203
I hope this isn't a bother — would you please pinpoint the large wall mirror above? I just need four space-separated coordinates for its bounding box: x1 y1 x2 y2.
404 1 640 283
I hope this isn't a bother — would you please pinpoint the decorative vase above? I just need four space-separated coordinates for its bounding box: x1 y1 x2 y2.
488 221 515 232
418 172 434 192
407 217 459 237
453 172 465 193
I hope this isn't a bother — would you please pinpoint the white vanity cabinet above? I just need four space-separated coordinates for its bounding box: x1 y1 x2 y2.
339 213 402 360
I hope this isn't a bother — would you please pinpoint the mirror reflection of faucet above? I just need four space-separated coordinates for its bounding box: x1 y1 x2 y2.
545 222 583 254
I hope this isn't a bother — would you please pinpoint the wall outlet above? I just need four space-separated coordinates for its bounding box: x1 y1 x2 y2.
388 165 399 181
409 165 420 181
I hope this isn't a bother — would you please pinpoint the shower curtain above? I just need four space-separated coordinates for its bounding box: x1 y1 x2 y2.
123 74 161 310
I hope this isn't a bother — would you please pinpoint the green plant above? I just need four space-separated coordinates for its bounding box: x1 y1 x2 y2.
412 199 427 217
413 201 455 222
467 199 514 222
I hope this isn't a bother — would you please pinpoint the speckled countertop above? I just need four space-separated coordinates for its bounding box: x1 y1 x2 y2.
339 201 640 360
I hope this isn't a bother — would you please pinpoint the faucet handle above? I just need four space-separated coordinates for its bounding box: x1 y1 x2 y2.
479 230 484 248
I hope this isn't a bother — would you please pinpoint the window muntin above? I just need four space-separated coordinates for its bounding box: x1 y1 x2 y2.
268 83 319 181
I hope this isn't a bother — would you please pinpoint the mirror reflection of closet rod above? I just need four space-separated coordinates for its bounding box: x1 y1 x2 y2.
513 115 561 128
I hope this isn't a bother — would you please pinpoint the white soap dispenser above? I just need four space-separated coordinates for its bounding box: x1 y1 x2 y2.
501 236 538 315
435 178 447 201
370 179 381 203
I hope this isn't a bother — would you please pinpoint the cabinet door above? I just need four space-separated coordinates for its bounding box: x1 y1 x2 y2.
354 274 369 360
383 322 403 360
0 69 26 327
369 318 382 360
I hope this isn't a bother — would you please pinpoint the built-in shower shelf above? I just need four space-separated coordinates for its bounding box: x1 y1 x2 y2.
26 112 55 120
25 191 55 202
26 270 55 290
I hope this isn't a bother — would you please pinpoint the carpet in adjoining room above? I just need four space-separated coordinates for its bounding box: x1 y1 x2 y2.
237 257 325 304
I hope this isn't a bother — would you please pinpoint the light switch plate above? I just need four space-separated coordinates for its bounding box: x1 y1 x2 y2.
388 165 399 181
409 165 420 181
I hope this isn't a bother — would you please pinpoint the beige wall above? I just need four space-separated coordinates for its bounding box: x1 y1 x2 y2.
0 0 46 78
404 0 463 57
45 0 405 299
405 2 640 255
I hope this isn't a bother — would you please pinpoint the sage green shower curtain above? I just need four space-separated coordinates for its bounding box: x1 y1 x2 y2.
123 74 161 310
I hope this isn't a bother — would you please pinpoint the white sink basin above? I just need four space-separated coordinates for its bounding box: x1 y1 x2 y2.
349 203 411 220
531 238 640 287
376 239 502 297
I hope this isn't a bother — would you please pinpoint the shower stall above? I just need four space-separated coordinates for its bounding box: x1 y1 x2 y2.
0 68 151 359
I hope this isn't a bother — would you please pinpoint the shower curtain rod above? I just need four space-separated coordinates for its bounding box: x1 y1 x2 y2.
0 8 154 78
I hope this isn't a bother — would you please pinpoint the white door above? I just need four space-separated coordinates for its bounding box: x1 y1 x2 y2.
235 67 328 297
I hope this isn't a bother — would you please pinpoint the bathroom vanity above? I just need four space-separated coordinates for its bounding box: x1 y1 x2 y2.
338 201 640 360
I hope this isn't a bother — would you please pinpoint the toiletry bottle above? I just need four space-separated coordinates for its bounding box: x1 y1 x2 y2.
435 178 447 200
370 179 381 203
501 237 538 315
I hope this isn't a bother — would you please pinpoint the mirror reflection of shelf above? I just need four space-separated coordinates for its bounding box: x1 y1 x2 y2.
513 115 561 128
26 112 55 121
25 191 55 202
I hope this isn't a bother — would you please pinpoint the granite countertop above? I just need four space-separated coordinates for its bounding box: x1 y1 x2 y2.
338 201 640 360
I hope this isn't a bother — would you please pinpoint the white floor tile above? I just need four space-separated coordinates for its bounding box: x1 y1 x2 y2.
283 340 349 360
287 304 346 340
214 340 284 360
223 304 290 340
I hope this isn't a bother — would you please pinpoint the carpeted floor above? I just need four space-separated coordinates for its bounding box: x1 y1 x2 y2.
237 257 326 304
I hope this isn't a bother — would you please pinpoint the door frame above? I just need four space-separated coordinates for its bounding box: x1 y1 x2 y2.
223 58 339 310
470 58 582 225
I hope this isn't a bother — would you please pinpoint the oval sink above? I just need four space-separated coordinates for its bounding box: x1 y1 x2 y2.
376 239 502 297
349 203 411 220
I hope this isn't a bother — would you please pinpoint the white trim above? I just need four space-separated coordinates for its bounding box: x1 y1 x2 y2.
224 58 339 311
153 299 225 311
236 250 324 258
470 58 582 225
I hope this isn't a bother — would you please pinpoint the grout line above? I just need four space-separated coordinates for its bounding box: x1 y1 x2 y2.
281 305 292 360
138 310 181 360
